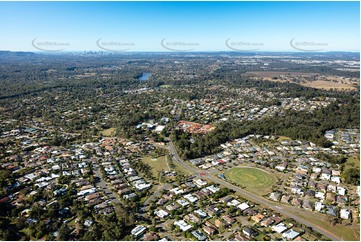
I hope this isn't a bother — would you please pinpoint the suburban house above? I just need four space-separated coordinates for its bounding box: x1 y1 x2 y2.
242 227 257 238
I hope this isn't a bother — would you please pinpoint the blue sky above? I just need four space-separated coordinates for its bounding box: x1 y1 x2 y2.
0 1 359 52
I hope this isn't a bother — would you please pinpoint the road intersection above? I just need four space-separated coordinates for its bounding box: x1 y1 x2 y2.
168 141 342 241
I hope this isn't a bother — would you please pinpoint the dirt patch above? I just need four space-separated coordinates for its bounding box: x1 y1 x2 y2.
244 71 317 78
244 72 358 90
302 80 356 90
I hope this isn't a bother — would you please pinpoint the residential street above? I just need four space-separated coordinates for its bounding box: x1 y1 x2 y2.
94 165 121 205
144 183 171 206
168 142 342 241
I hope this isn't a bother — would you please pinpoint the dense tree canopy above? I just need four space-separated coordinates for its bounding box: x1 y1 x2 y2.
174 97 359 159
343 168 360 186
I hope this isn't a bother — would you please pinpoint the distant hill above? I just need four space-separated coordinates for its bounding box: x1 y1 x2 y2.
0 51 37 57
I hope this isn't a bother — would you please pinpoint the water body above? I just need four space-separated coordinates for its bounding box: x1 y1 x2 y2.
138 72 152 81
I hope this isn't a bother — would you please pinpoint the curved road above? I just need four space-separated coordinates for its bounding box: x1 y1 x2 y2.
144 183 171 206
168 142 342 241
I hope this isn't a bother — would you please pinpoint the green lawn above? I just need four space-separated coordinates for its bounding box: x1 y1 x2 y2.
301 233 318 241
345 156 360 170
20 227 35 240
172 161 193 175
100 127 116 137
292 208 360 241
277 136 291 141
142 155 192 176
224 167 277 195
142 156 169 176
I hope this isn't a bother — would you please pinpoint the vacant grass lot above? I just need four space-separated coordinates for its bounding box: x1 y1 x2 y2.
142 155 192 176
142 156 169 176
100 127 116 137
224 167 277 195
277 136 291 141
292 208 360 241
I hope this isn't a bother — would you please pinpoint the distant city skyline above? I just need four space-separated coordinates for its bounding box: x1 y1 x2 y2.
0 1 359 52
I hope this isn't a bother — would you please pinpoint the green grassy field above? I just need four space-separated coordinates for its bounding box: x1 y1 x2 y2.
142 156 169 176
100 127 116 137
292 208 360 241
172 161 193 175
345 156 360 170
277 136 291 141
224 167 277 195
142 155 192 176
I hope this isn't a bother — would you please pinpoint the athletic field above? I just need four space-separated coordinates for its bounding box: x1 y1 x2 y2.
224 167 277 194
